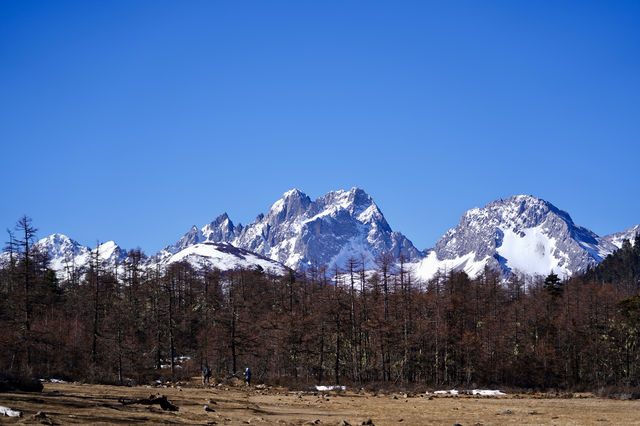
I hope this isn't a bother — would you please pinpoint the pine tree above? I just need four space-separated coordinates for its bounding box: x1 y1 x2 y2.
543 272 563 297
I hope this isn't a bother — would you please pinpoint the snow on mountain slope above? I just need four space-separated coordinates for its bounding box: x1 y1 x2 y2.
158 242 287 274
495 227 570 277
178 187 422 270
413 250 489 280
413 195 619 281
600 224 640 250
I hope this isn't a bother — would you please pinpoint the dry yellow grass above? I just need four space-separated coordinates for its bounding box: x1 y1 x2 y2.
1 380 640 425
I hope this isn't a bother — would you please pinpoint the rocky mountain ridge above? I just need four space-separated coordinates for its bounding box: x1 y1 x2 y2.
164 188 421 271
414 195 627 280
3 190 637 281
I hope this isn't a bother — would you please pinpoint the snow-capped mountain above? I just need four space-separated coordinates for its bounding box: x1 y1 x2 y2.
414 195 621 280
33 233 90 272
30 235 129 280
158 242 287 275
17 232 287 280
4 190 637 282
156 214 235 261
600 224 640 250
168 188 422 270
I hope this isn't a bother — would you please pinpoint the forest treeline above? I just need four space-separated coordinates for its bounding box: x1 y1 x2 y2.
1 216 640 391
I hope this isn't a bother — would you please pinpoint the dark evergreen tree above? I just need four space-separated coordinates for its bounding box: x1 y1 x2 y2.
543 271 563 297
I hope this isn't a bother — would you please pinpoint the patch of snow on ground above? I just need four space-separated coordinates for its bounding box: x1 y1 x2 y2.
0 406 21 417
315 385 346 391
428 389 505 395
472 389 506 395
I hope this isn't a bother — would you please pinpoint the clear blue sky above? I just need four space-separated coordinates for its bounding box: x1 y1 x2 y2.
1 1 639 253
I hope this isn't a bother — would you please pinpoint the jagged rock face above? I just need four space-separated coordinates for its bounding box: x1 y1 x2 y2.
202 213 236 242
600 224 640 250
172 226 204 252
429 195 618 278
197 188 422 270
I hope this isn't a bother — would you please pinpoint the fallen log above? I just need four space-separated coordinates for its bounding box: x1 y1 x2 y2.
118 394 178 411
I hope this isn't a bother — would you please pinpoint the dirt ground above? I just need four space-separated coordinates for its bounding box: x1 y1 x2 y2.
1 379 640 425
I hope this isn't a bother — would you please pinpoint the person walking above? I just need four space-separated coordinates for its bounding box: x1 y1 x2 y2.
244 367 251 386
202 365 211 385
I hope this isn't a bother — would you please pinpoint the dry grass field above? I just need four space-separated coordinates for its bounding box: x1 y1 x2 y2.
1 379 640 425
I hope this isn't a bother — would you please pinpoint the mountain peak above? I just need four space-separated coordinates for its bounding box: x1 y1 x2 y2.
226 187 419 269
282 188 307 199
267 188 312 223
601 224 640 250
48 232 70 239
507 194 540 202
169 225 204 253
347 186 369 198
461 194 572 231
34 233 87 260
39 233 74 245
208 213 232 228
418 194 613 281
202 213 235 242
318 187 375 211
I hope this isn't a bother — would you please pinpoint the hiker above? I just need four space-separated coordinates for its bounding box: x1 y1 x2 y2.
244 367 251 386
202 366 211 385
